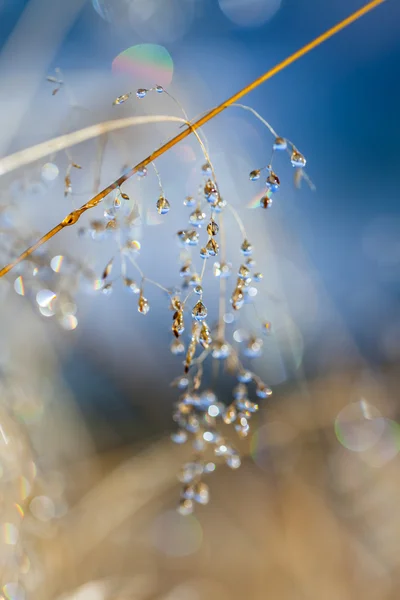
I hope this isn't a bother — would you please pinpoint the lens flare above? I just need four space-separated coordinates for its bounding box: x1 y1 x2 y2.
112 44 174 88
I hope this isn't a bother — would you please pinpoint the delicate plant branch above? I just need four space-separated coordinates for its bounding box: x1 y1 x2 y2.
0 0 386 282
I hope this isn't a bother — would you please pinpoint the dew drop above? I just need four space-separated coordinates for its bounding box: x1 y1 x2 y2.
156 195 170 215
249 169 260 181
155 85 164 93
273 137 287 151
291 150 306 168
192 300 207 321
207 220 219 236
260 195 273 209
136 88 147 98
184 195 195 207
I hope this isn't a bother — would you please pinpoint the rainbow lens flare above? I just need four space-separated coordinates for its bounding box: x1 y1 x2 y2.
112 44 174 88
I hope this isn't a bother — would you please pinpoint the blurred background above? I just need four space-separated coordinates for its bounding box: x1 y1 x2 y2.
0 0 399 598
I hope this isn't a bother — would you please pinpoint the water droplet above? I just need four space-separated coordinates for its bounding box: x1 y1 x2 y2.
102 283 113 295
171 339 185 355
178 498 194 515
136 88 147 98
273 136 287 151
137 166 147 177
194 482 209 505
291 150 306 168
199 247 209 260
213 197 227 212
223 404 237 425
238 264 250 279
256 384 273 398
201 162 212 175
262 321 272 334
266 171 280 192
241 239 253 256
189 208 206 227
123 277 140 293
212 340 231 359
102 258 114 280
156 195 170 215
238 370 253 383
171 430 188 444
155 85 164 93
184 195 195 207
113 93 131 105
213 261 232 278
205 238 219 257
192 300 207 321
207 220 219 236
254 272 263 282
226 454 241 469
260 195 273 209
194 285 203 295
249 169 260 181
138 294 150 314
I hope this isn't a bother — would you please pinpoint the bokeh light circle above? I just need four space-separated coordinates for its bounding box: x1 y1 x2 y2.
219 0 282 27
112 44 173 88
334 401 385 452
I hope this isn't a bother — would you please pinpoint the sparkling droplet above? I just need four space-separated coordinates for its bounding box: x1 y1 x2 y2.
244 337 263 358
184 195 195 207
212 340 231 359
123 277 140 293
238 264 250 279
213 261 232 278
201 162 212 175
256 384 273 398
178 498 194 515
102 283 113 295
171 430 187 444
254 272 263 282
205 238 219 257
189 208 206 227
249 169 260 181
204 179 218 203
136 88 147 98
260 195 273 209
137 167 147 177
171 339 185 355
238 370 253 383
273 136 287 151
102 258 113 280
213 197 227 213
199 247 208 260
156 195 170 215
192 300 207 321
113 93 131 106
241 239 253 256
207 220 219 236
189 273 201 286
138 294 150 315
291 150 306 168
223 404 237 425
194 285 203 295
194 482 210 505
226 454 241 469
266 171 280 192
155 85 164 93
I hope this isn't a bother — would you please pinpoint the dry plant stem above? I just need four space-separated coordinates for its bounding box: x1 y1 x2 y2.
0 0 386 279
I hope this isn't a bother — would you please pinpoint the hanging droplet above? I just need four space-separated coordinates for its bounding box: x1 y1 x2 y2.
204 179 218 203
189 273 201 286
207 220 219 236
194 285 203 295
102 283 113 295
260 195 273 209
249 169 261 181
200 247 209 260
212 340 231 359
223 404 237 425
273 136 287 151
137 166 147 177
213 262 232 278
256 383 273 398
238 264 250 279
170 339 185 355
171 430 187 444
202 162 212 175
205 238 219 257
246 257 256 268
244 337 263 358
189 208 206 227
184 196 195 207
213 197 227 213
194 482 210 505
123 277 140 294
155 85 164 93
136 88 147 98
291 150 306 168
266 171 280 192
138 294 150 315
192 300 207 321
104 206 116 220
178 498 194 515
199 321 212 348
102 258 113 280
254 272 263 282
240 239 253 256
237 370 253 383
180 263 191 278
113 193 122 209
226 454 241 469
113 93 131 106
156 195 170 215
